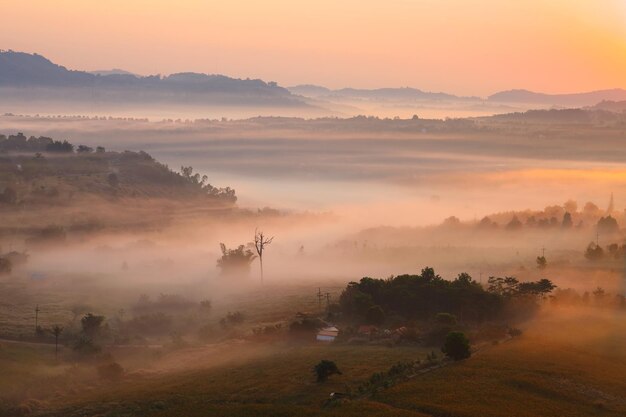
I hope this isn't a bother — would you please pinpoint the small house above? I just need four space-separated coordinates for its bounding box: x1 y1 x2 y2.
316 326 339 342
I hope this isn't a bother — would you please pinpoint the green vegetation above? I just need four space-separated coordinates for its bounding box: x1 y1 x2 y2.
441 331 471 360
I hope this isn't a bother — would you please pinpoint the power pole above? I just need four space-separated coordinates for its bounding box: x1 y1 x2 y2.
325 292 331 311
541 246 546 257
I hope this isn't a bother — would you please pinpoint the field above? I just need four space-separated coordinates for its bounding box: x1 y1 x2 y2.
1 292 624 417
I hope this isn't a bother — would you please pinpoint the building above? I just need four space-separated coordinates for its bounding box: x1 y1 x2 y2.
316 326 339 342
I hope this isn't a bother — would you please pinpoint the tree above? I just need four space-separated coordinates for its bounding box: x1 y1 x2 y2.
314 360 342 382
536 256 547 270
597 216 619 235
561 212 573 229
216 243 257 277
585 242 604 261
442 331 471 360
506 215 523 231
366 305 385 324
254 229 274 284
77 145 93 153
81 313 105 339
96 146 106 153
52 325 63 360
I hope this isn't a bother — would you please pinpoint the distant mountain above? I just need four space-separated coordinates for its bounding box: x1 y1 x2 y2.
288 84 478 101
0 50 307 107
488 88 626 107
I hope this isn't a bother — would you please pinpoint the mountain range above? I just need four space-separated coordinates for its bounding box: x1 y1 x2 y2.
2 50 626 113
0 50 304 107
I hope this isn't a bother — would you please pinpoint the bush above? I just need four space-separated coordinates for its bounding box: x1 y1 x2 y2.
442 331 471 361
314 360 341 382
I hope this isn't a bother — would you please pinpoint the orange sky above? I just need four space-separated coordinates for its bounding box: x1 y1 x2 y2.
1 0 626 95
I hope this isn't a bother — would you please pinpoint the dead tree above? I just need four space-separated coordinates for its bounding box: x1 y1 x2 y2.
254 229 274 284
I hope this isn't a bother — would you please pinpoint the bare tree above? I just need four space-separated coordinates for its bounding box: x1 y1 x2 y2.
254 229 274 284
52 325 63 360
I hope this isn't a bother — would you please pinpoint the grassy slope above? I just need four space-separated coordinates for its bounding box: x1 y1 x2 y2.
30 344 430 417
18 310 625 417
374 311 626 417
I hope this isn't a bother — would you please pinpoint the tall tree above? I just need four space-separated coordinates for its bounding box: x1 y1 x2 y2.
254 229 274 284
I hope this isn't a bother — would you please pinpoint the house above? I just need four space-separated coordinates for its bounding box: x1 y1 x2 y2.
316 326 339 342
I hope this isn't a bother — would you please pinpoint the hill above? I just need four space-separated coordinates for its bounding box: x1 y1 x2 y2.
0 50 307 107
0 132 236 205
588 100 626 113
488 88 626 106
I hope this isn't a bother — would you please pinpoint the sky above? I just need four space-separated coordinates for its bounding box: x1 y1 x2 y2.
1 0 626 96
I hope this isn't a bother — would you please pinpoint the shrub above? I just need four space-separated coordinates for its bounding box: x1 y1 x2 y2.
314 360 341 382
442 331 471 361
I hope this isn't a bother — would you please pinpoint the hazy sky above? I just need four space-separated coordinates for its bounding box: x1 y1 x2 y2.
2 0 626 95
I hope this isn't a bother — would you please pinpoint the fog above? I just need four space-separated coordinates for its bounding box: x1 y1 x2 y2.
1 110 625 417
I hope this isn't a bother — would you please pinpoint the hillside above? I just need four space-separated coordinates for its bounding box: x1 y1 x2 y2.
0 50 306 107
0 132 236 205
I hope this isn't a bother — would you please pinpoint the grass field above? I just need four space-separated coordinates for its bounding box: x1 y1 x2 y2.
0 308 620 417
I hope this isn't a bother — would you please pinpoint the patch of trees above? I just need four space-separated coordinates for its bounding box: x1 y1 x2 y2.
339 268 503 323
585 241 626 261
550 287 625 309
339 268 556 327
180 165 237 202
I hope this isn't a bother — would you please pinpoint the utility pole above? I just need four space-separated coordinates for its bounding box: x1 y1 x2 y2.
325 292 331 311
541 246 546 257
317 288 323 311
35 304 40 333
